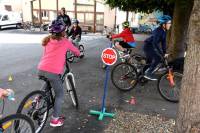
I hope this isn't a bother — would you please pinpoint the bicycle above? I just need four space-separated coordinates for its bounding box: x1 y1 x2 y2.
0 89 35 133
16 55 79 133
111 55 183 102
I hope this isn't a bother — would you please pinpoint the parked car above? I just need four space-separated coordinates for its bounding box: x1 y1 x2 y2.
0 11 22 30
132 24 159 34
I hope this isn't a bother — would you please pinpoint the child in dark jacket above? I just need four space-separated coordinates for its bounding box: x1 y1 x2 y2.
143 15 172 80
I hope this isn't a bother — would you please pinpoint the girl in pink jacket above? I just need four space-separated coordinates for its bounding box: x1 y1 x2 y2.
38 19 80 127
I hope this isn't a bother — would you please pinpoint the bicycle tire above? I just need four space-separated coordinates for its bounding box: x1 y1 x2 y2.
157 70 183 102
79 45 85 58
111 62 138 91
64 75 79 108
0 113 35 133
17 90 49 133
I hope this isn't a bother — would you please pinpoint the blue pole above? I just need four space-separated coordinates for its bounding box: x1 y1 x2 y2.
101 42 112 112
101 64 110 112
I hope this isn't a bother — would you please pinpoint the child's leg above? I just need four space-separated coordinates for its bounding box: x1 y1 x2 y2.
50 77 64 118
42 72 64 118
115 41 125 51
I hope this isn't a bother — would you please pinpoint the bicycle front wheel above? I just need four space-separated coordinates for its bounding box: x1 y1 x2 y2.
17 90 49 133
64 75 79 108
79 44 85 58
0 113 35 133
111 62 138 91
157 71 183 102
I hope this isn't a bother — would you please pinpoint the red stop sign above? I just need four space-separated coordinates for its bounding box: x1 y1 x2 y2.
101 48 117 65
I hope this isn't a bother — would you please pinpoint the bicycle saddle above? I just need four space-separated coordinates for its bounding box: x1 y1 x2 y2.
38 75 48 82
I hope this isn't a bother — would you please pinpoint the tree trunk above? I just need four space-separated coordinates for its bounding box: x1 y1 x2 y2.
168 0 194 60
176 0 200 132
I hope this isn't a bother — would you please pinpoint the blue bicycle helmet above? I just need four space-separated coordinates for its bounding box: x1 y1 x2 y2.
157 15 172 25
49 19 66 33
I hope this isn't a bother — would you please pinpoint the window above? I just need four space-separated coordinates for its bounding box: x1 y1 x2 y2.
2 15 8 21
41 10 48 18
77 5 94 12
77 0 94 5
4 5 12 11
85 13 93 24
96 14 104 25
77 13 84 23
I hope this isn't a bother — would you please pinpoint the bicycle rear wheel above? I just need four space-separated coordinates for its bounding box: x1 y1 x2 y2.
157 71 183 102
0 113 35 133
111 62 138 91
64 75 79 108
17 90 49 133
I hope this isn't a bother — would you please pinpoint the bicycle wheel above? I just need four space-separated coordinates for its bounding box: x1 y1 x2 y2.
157 71 183 102
66 51 74 63
0 113 35 133
111 62 138 91
79 45 85 58
64 75 79 108
17 90 49 133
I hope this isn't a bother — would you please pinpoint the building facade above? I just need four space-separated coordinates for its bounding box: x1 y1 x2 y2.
0 0 22 12
22 0 106 32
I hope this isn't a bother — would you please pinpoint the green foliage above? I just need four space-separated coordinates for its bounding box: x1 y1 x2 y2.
105 0 175 14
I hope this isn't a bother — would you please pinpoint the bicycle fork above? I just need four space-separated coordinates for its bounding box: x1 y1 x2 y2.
65 73 76 91
167 69 175 87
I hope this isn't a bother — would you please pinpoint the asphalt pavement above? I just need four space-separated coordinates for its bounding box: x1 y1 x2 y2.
0 29 177 133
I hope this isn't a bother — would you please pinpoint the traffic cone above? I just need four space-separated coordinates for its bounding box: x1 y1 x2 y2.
129 96 136 105
8 75 13 82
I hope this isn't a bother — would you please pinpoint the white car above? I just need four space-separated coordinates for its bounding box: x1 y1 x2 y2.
0 11 22 30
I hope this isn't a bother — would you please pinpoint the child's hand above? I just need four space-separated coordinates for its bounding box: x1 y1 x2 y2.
0 88 9 99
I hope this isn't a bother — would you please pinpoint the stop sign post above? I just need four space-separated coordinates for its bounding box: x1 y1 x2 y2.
90 48 117 120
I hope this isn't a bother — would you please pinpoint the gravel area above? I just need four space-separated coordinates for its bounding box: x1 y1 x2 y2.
104 110 175 133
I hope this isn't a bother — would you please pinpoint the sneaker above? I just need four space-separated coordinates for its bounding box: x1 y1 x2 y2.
50 116 65 127
144 73 157 81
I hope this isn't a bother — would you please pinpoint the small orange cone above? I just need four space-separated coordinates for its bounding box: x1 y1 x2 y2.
129 96 136 105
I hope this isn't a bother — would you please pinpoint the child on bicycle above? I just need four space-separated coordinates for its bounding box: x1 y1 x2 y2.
67 19 82 47
37 19 80 127
143 15 172 81
111 21 136 53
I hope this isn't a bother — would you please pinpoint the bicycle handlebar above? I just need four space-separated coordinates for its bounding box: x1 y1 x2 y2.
0 89 15 101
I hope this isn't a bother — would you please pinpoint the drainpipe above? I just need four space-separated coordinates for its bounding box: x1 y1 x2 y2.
39 0 42 25
56 0 58 15
30 1 34 24
93 0 96 33
74 0 77 19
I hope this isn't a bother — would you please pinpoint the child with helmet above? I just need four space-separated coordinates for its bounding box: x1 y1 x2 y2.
37 19 80 127
143 15 172 81
111 21 136 53
67 18 82 47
